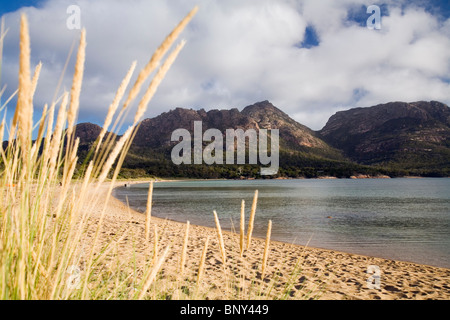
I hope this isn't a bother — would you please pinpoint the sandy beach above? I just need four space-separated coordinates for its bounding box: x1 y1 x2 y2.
83 180 450 300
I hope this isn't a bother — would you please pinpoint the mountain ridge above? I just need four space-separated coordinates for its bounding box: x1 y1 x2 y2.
319 100 450 172
71 100 450 178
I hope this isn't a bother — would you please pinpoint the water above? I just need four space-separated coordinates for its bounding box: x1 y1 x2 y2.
112 178 450 268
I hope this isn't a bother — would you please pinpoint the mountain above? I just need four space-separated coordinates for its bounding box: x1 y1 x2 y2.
123 101 363 178
319 101 450 175
241 101 333 152
68 100 450 179
69 122 108 166
132 100 340 156
73 122 104 143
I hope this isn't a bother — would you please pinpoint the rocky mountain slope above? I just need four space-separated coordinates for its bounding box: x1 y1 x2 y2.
132 101 338 154
70 100 450 178
319 101 450 173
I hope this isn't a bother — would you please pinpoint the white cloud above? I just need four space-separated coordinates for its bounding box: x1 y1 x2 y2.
1 0 449 131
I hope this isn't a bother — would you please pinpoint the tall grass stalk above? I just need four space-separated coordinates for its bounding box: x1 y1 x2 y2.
213 210 226 266
122 6 198 111
246 190 258 250
261 220 272 278
180 221 190 275
196 236 209 287
17 14 32 173
137 245 171 300
90 7 198 181
152 224 159 266
145 181 153 242
240 200 245 257
95 61 137 154
66 29 85 139
30 62 42 99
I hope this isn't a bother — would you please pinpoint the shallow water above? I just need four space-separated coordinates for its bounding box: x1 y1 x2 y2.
113 178 450 268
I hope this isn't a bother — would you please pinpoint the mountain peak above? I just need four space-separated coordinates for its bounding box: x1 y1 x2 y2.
242 100 285 116
73 122 103 142
129 101 333 151
319 100 450 167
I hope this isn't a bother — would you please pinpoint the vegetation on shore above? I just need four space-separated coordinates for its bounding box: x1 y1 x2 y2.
116 151 450 180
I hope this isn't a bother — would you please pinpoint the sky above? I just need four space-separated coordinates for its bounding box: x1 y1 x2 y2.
1 0 449 133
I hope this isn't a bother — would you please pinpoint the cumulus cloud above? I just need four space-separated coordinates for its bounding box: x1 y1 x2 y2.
1 0 449 132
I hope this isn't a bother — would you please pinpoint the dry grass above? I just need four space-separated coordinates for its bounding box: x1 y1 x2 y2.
261 220 272 277
66 29 86 139
196 236 209 287
0 8 320 301
239 199 245 257
145 181 154 242
0 9 196 300
213 210 227 266
246 190 258 250
180 221 190 275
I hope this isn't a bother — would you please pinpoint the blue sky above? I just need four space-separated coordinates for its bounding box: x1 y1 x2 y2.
0 0 44 16
1 0 450 135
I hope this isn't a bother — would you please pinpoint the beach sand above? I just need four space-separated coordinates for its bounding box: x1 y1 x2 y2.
82 181 450 300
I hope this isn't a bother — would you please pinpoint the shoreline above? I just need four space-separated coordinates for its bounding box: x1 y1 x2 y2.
113 177 450 269
104 179 450 300
115 176 450 189
113 182 445 270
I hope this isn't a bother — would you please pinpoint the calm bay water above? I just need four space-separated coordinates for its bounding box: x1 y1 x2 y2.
112 178 450 268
